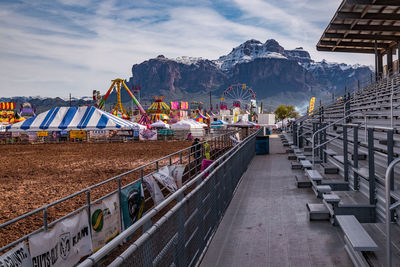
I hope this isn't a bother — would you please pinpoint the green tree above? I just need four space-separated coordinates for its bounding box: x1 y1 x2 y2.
274 104 299 121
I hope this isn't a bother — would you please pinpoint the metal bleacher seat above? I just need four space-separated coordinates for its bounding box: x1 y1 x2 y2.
336 215 378 267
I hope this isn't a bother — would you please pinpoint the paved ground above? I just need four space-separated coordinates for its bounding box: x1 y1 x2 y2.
200 134 352 267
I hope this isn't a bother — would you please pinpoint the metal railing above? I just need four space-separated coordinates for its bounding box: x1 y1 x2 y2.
0 131 239 253
385 158 400 267
79 129 259 266
311 111 362 166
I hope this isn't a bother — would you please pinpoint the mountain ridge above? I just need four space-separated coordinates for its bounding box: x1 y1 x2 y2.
2 38 373 113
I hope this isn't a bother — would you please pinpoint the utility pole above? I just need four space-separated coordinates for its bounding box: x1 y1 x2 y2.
69 93 72 107
209 91 212 111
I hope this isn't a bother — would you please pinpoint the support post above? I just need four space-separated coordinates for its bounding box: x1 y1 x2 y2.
378 53 383 79
323 123 327 163
343 125 349 182
367 128 376 205
353 127 359 190
299 122 303 148
398 41 400 74
387 48 393 76
375 39 379 80
319 123 323 161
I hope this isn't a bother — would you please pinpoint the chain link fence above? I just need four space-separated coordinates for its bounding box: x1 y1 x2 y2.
79 129 257 267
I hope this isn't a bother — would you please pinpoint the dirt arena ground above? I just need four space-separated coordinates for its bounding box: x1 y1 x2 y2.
0 141 192 248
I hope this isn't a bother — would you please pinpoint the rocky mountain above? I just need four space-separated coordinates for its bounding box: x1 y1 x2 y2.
124 39 373 110
3 39 373 113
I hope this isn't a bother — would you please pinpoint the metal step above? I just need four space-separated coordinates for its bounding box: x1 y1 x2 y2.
351 153 367 161
306 203 330 221
295 175 312 188
291 161 302 169
321 163 339 174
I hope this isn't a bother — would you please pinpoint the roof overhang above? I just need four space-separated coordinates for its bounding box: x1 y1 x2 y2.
317 0 400 54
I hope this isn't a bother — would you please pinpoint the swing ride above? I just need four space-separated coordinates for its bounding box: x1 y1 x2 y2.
98 78 151 125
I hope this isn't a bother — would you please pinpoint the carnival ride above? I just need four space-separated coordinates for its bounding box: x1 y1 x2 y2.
147 96 170 122
98 79 150 125
220 84 256 110
20 102 36 118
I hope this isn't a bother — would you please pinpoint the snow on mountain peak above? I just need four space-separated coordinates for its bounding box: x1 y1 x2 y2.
174 56 204 65
216 39 287 71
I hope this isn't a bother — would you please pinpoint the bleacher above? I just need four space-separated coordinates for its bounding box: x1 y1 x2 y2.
284 72 400 266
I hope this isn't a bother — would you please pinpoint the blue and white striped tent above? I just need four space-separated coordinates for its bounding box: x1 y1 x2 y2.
6 106 143 132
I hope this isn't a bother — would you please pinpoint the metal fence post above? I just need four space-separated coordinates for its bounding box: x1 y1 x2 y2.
43 208 48 231
343 125 349 182
87 191 91 235
118 178 124 232
367 128 376 205
353 127 359 190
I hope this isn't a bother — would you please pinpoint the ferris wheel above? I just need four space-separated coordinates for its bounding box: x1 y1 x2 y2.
220 84 256 109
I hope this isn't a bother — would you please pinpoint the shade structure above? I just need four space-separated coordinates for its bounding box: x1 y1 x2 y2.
317 1 400 54
211 120 228 126
150 120 170 129
6 106 143 132
228 119 255 128
170 119 206 129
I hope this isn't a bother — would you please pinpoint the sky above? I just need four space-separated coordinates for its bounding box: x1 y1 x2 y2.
0 0 375 98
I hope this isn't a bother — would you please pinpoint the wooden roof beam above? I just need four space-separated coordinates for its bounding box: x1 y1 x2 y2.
324 32 400 40
336 11 400 20
345 0 400 6
320 40 389 48
316 46 377 53
329 23 400 32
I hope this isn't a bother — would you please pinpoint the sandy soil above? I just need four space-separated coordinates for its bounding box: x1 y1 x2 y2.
0 141 192 248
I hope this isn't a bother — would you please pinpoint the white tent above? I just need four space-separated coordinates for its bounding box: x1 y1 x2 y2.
6 106 144 132
150 120 170 129
171 119 205 129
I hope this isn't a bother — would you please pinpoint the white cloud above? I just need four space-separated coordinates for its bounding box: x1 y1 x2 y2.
0 0 374 98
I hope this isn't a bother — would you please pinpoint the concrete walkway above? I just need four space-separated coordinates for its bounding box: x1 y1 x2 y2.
200 134 352 267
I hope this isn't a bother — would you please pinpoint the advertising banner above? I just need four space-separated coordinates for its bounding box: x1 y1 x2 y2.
89 130 108 138
121 182 145 230
48 131 61 141
139 129 157 141
37 131 48 137
309 97 316 114
0 242 31 267
170 102 180 110
90 193 121 251
180 102 188 110
169 165 186 188
29 210 92 267
152 166 178 193
70 130 86 139
143 174 164 205
0 132 11 140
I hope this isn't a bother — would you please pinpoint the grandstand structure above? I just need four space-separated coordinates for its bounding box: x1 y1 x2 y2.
79 1 399 266
3 1 399 267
